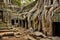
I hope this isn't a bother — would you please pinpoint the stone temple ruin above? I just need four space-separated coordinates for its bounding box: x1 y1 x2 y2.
0 0 60 37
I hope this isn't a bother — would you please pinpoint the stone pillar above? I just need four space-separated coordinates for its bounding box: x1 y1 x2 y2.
38 20 41 31
28 21 31 29
25 19 28 29
18 19 20 26
7 12 11 27
19 20 21 27
33 20 36 31
9 19 12 27
22 20 24 28
21 20 23 27
25 19 27 29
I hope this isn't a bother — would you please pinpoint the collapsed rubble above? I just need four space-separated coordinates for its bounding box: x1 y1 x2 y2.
24 31 53 40
0 27 59 40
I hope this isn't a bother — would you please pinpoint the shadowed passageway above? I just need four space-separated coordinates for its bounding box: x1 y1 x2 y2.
53 22 60 36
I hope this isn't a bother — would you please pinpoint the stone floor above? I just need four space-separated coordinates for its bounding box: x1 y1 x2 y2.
1 35 60 40
0 27 60 40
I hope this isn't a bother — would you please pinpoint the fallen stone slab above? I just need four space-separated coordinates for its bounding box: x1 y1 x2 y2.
40 38 52 40
29 31 47 38
0 29 18 32
15 32 22 35
15 32 22 38
0 27 8 30
15 35 20 38
34 31 47 37
0 30 13 32
24 35 36 40
2 37 9 40
8 28 18 32
36 37 41 40
25 27 34 34
0 32 14 37
3 32 14 36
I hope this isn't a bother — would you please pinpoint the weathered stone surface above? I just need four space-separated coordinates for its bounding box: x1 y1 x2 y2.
0 32 14 37
2 37 9 40
34 31 46 36
15 35 20 38
8 27 18 32
29 31 47 38
24 27 34 35
25 35 36 40
26 27 34 33
16 32 22 35
40 38 52 40
24 36 28 40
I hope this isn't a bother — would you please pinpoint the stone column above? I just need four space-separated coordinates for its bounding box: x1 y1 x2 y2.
28 21 31 29
25 19 27 29
7 12 10 27
19 20 21 27
38 20 41 31
21 20 23 27
25 19 28 29
22 20 24 28
18 19 20 27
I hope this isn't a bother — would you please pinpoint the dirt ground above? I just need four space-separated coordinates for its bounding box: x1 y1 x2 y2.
0 27 26 40
0 27 60 40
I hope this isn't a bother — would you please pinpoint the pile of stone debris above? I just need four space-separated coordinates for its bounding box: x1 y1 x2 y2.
0 27 59 40
23 27 60 40
24 31 53 40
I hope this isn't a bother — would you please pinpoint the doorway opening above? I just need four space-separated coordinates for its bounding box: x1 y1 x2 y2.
11 20 14 25
16 20 18 23
0 10 3 21
52 22 60 36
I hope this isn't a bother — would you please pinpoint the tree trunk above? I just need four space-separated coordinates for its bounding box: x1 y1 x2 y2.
27 0 59 36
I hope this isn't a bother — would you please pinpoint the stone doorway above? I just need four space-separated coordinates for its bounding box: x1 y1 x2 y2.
11 20 14 25
0 10 3 21
52 22 60 36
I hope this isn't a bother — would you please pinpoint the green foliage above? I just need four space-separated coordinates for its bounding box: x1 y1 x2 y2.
53 12 60 22
11 0 35 6
11 0 21 6
22 0 34 6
